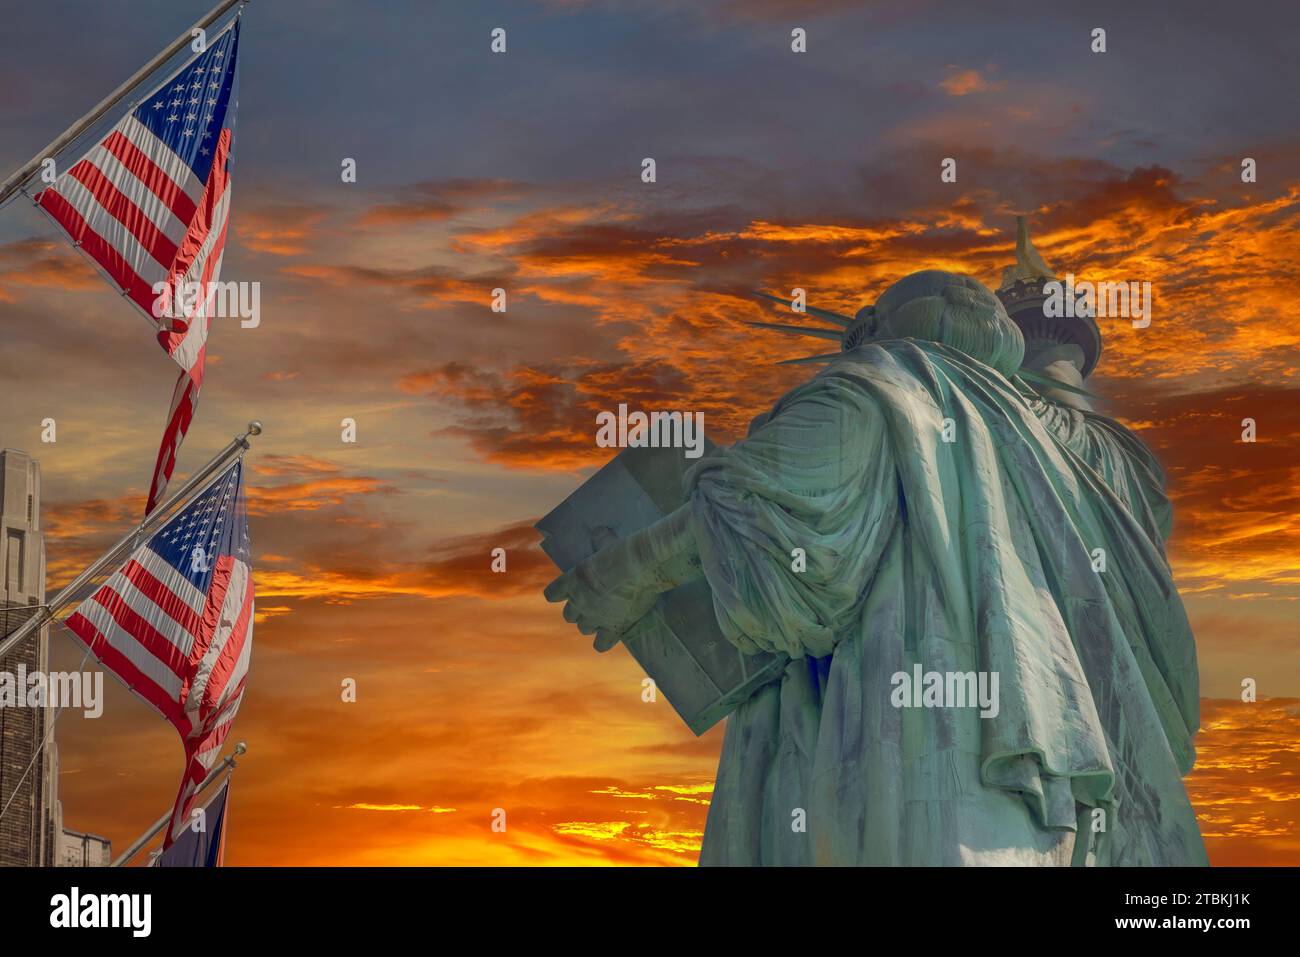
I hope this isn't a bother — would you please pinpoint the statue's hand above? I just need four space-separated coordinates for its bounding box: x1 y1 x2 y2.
543 536 660 652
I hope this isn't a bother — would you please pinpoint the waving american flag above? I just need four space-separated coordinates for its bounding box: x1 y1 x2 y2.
64 460 254 849
34 19 242 514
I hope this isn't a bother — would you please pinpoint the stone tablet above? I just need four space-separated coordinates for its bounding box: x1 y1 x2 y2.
536 442 787 735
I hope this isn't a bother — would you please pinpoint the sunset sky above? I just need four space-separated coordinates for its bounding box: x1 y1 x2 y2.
1 0 1297 866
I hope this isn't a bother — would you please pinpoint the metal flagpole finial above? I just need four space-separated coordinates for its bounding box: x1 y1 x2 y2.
234 422 262 453
238 421 263 449
110 739 250 866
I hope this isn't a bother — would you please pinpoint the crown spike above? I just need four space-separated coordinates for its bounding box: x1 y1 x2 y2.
753 291 853 326
775 351 843 366
746 320 844 341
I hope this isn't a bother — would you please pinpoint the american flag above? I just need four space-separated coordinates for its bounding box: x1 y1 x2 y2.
34 19 242 515
156 777 231 867
64 460 254 849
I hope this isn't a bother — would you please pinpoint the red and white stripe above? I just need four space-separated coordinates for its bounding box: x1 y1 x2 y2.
65 548 254 849
147 370 201 515
35 116 234 515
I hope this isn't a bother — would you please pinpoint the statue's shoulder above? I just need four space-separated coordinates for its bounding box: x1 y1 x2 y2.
754 347 900 428
822 339 922 377
819 339 954 399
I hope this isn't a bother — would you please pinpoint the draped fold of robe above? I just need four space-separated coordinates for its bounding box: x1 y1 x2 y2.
688 338 1206 866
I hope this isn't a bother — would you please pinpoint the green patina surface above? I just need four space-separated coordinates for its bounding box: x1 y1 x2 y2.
547 270 1206 866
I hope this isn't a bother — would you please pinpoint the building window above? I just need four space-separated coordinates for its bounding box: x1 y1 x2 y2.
5 530 23 592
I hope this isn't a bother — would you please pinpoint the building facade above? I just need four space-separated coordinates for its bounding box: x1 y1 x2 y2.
0 448 59 865
57 826 113 867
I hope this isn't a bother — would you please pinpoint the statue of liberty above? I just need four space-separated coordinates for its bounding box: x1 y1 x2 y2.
544 220 1207 866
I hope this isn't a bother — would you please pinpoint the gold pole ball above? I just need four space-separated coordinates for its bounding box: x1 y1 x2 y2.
234 741 248 755
246 421 263 436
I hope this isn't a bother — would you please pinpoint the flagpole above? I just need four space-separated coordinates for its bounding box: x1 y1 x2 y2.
0 421 262 660
0 0 250 209
112 742 246 867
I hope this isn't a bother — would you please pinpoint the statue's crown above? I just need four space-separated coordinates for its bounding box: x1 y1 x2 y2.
748 219 1101 380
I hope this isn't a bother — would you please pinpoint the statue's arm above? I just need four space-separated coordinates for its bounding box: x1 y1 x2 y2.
545 375 896 657
685 375 898 658
1079 411 1174 543
1033 396 1174 545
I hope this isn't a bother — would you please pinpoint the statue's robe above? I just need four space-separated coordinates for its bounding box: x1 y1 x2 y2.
689 338 1206 866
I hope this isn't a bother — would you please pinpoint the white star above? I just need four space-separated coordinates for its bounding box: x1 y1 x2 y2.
167 114 179 122
153 101 164 109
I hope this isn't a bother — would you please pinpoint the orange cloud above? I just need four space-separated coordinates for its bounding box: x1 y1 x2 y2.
358 178 532 226
246 476 396 514
253 520 550 604
0 237 101 299
939 68 1004 96
1187 698 1300 864
236 204 331 256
